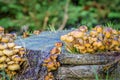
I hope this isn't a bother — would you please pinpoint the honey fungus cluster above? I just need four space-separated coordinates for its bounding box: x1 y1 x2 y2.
0 26 26 78
61 25 120 53
43 42 62 80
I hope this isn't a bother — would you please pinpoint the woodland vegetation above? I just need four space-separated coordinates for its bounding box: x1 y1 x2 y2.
0 0 120 32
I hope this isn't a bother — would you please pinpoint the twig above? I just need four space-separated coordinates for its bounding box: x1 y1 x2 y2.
43 12 49 30
58 0 69 30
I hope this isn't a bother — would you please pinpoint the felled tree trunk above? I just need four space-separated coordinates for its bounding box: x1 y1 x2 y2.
59 51 119 65
57 65 103 79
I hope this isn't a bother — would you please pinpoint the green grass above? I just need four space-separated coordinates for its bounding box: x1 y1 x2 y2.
93 67 115 80
0 69 11 80
105 22 119 30
48 24 56 32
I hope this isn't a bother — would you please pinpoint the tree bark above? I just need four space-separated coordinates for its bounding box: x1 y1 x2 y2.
56 65 120 80
59 51 120 65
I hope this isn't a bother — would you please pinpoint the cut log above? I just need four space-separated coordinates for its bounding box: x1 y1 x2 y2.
57 65 103 78
59 51 120 65
56 65 120 80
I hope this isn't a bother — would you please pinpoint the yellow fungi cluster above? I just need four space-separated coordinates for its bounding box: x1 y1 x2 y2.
61 25 120 54
43 42 62 80
0 26 26 78
22 32 30 38
33 30 41 35
22 30 41 38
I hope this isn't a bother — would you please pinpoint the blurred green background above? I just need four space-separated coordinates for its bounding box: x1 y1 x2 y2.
0 0 120 33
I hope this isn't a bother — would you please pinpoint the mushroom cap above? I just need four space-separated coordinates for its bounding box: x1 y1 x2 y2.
114 46 120 51
0 43 7 50
13 49 19 54
6 58 11 62
94 25 103 33
99 45 105 50
13 46 22 53
55 62 60 67
0 50 4 56
118 31 120 34
7 42 15 48
8 64 20 71
93 41 98 47
72 31 84 38
44 75 50 80
0 26 4 32
12 55 22 62
55 42 63 47
33 30 40 35
78 39 84 45
80 49 87 54
44 72 54 80
47 62 54 68
50 47 60 54
44 57 51 63
112 40 119 46
78 45 85 50
5 33 16 39
9 38 14 42
19 47 25 51
83 36 88 40
85 43 91 48
103 27 113 33
118 37 120 42
74 44 80 49
105 31 111 38
96 41 103 47
47 62 56 71
0 34 2 40
48 72 54 78
3 49 14 56
12 55 19 59
19 50 25 56
1 37 9 43
88 37 98 43
0 63 7 69
87 48 94 53
7 61 15 65
112 29 118 35
50 54 58 60
60 35 67 41
79 25 88 32
65 36 74 43
22 32 29 38
0 56 7 63
90 30 98 37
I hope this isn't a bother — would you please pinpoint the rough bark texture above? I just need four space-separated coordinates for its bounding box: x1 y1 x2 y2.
14 50 50 80
59 51 120 65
